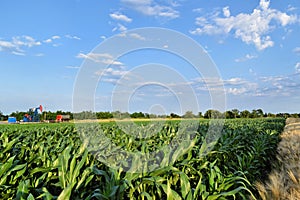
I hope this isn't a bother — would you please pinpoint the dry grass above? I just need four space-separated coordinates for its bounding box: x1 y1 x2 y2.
256 119 300 200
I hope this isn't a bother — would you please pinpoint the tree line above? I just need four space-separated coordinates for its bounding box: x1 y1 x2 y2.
1 109 300 121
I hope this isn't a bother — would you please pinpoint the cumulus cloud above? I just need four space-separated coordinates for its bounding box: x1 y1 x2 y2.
0 35 41 55
190 0 298 50
223 6 230 17
121 0 179 19
110 12 132 22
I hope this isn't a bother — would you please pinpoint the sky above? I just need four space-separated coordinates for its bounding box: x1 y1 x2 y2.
1 0 300 115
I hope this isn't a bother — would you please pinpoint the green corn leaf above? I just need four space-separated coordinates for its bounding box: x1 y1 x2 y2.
160 182 182 200
14 165 27 180
58 185 73 200
140 192 152 200
27 193 35 200
178 172 191 199
0 156 15 178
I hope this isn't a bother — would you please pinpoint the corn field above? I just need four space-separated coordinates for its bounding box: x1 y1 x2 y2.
0 118 285 199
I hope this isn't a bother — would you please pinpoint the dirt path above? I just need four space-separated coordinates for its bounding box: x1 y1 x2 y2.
256 118 300 200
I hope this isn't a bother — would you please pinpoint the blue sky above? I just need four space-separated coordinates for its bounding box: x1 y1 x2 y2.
1 0 300 115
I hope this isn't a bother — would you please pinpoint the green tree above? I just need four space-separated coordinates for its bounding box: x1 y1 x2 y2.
183 111 196 118
198 112 203 118
225 111 235 119
96 112 113 119
251 109 264 118
0 111 3 121
169 113 181 118
267 113 276 117
231 109 240 118
204 109 224 119
240 110 251 118
130 112 145 118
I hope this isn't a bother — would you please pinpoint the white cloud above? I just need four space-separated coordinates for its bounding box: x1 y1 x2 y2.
293 47 300 55
96 67 127 76
0 40 15 50
227 87 247 95
35 53 44 57
0 35 41 55
95 67 129 85
295 62 300 73
12 36 41 47
257 73 300 97
287 5 297 12
223 6 230 17
192 77 258 96
259 0 270 10
129 33 146 40
12 51 25 56
190 0 298 50
52 35 60 40
235 54 258 62
193 8 203 13
65 35 81 40
65 65 80 69
43 35 61 43
121 0 179 19
43 39 52 43
112 24 128 32
77 52 124 66
117 32 146 40
110 12 132 22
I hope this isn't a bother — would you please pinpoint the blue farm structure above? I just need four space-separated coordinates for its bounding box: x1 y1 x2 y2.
23 105 43 122
8 117 17 123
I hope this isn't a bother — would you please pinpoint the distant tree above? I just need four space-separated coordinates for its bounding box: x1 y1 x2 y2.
96 112 113 119
10 111 26 121
231 109 240 118
276 113 290 118
267 113 276 118
149 114 157 118
0 111 3 121
225 111 235 119
112 111 122 119
130 112 145 118
291 113 299 118
183 111 196 118
169 113 181 118
240 110 251 118
120 112 130 119
204 109 224 119
198 112 203 118
256 109 264 117
73 111 95 120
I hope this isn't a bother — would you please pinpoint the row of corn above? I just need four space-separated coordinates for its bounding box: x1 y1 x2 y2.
0 118 285 199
